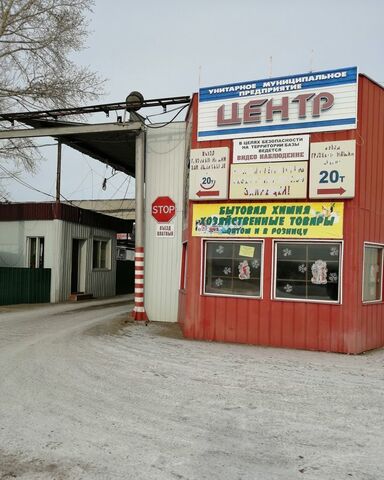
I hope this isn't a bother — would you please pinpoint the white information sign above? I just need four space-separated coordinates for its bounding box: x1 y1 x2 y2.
189 147 229 200
198 67 358 141
233 135 309 163
309 140 356 199
230 161 308 200
156 223 175 238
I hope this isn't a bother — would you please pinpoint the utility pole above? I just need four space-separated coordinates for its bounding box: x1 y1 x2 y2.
56 140 62 203
132 128 148 322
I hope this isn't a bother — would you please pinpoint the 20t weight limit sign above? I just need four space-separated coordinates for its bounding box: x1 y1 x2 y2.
189 147 229 200
317 169 346 195
309 140 356 199
151 196 176 223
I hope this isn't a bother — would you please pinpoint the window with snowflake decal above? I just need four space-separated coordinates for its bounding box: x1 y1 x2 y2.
205 241 263 297
274 242 341 303
363 244 383 302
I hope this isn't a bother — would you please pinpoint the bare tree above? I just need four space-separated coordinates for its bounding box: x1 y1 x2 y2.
0 0 105 198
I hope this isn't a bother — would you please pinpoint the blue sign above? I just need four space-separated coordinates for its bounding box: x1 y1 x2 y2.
198 67 358 140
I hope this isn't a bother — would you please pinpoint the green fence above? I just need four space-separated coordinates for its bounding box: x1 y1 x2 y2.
0 267 51 305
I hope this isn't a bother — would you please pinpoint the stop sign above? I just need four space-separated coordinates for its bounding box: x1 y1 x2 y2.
151 196 176 223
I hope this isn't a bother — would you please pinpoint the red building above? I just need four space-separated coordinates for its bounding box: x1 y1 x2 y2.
178 68 384 354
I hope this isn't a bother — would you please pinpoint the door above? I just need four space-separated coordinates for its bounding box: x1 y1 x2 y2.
71 239 79 293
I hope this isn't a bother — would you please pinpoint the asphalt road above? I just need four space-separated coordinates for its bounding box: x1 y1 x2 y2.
0 296 383 480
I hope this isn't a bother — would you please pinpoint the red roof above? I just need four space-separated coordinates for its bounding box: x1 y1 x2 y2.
0 202 132 232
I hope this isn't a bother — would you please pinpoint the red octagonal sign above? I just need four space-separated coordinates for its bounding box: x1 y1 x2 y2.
151 196 176 223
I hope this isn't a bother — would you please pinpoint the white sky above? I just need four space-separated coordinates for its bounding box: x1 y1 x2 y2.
4 0 384 202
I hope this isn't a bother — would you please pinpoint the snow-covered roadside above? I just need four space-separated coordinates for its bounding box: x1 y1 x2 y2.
0 297 383 480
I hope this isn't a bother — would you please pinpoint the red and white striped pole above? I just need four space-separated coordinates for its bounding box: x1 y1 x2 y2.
132 246 148 321
132 127 148 322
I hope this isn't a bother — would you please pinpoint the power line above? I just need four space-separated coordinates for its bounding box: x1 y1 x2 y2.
144 104 189 129
0 163 75 204
0 142 57 151
110 176 128 199
0 193 10 202
67 170 93 197
0 163 54 199
118 177 133 218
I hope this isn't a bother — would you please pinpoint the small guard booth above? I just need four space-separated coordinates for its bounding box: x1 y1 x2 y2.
178 66 384 354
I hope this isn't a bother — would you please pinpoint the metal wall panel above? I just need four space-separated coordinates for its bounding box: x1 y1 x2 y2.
145 122 186 322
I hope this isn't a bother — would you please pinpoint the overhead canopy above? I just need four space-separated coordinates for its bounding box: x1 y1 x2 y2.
21 118 140 177
0 96 191 177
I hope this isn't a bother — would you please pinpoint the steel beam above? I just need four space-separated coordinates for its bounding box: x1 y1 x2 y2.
0 122 142 139
0 96 191 123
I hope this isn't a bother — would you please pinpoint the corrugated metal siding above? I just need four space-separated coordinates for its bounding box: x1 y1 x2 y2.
56 221 117 302
145 122 186 322
352 75 384 352
178 79 384 353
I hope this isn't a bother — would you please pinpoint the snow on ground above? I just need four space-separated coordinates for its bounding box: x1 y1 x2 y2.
0 295 383 480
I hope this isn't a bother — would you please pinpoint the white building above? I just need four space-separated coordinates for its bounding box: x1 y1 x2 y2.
0 202 131 303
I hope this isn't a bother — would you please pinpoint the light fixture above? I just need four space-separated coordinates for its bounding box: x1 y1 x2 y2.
126 91 144 112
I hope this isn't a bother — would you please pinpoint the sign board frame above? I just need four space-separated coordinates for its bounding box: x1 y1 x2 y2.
156 223 175 238
309 140 356 199
193 202 344 239
189 147 229 200
230 161 308 200
198 67 358 141
233 135 309 163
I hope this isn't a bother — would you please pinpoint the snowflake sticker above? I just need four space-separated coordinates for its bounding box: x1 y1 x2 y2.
216 245 224 255
298 264 307 273
223 266 231 275
284 284 293 293
328 273 338 283
282 248 292 257
215 278 224 287
330 247 339 256
251 259 260 269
